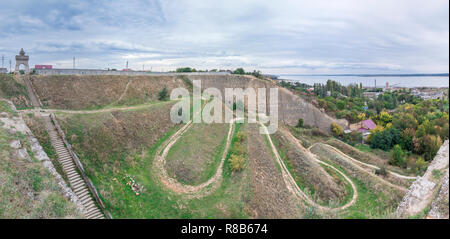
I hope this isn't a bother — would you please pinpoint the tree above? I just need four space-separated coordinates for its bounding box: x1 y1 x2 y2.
378 111 393 126
370 127 401 151
357 112 366 121
421 135 443 161
233 68 245 75
296 118 304 128
399 128 415 152
158 86 169 101
389 145 406 167
331 122 343 136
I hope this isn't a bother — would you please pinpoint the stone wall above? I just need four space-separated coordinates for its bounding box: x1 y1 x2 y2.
395 140 449 218
33 68 230 76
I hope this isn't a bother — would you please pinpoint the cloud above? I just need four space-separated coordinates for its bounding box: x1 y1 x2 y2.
0 0 448 73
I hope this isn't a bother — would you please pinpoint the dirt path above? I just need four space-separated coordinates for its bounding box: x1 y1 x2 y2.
153 117 239 198
18 100 176 114
116 79 132 103
308 143 417 180
262 125 358 212
309 142 408 192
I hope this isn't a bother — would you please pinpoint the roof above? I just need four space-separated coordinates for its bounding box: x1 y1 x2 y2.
361 119 376 130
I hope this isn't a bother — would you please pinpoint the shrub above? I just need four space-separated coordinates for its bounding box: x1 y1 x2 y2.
235 131 245 142
331 122 343 136
229 154 245 172
375 164 388 176
158 87 169 101
296 118 304 128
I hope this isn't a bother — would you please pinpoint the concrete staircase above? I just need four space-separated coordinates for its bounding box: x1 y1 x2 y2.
43 116 104 219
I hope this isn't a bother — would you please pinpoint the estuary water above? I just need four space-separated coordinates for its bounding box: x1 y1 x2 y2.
279 75 449 88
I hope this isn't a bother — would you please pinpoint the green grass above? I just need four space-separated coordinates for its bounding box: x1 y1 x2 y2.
355 144 372 152
165 122 229 185
0 125 81 218
269 133 353 208
316 159 396 219
88 122 250 218
0 75 30 109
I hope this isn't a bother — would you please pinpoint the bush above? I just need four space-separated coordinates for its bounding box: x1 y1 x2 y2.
296 118 304 128
229 154 245 172
158 87 169 101
331 122 343 136
235 131 245 142
375 164 388 176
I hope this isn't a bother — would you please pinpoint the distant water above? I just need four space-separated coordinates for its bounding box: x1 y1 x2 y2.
279 75 449 88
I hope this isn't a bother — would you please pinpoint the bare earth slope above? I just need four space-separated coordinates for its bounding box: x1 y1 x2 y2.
246 124 302 218
30 75 188 110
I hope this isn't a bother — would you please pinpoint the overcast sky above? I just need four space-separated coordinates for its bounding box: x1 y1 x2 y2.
0 0 448 74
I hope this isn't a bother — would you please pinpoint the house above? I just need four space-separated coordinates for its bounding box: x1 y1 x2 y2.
0 68 7 74
349 119 376 137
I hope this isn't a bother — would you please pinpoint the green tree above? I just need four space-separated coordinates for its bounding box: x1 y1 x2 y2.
389 145 406 167
331 122 343 136
233 68 245 75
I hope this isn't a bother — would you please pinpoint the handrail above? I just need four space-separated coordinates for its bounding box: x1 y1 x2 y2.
50 113 112 219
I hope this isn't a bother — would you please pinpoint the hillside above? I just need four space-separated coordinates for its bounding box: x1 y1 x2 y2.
0 100 82 218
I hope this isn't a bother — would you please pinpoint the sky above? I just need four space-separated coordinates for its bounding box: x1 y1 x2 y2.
0 0 448 74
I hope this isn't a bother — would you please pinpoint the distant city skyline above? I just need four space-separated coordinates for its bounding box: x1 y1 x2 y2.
0 0 448 75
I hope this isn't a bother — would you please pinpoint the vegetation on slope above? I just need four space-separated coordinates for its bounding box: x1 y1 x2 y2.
165 122 229 185
30 75 189 110
55 101 251 218
0 103 80 218
0 74 30 109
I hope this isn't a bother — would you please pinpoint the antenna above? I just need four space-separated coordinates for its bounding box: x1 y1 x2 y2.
126 61 129 70
73 57 75 69
1 55 4 68
9 59 11 73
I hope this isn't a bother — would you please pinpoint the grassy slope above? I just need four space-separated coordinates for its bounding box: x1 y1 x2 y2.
56 99 250 218
31 75 188 110
23 113 69 184
310 144 403 218
0 74 30 109
0 104 80 218
165 122 229 185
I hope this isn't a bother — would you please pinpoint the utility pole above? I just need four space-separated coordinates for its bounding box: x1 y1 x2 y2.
9 59 11 73
73 57 75 69
126 61 128 70
1 55 4 68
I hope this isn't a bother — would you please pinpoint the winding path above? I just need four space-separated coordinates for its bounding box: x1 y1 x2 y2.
262 125 358 211
153 117 240 198
309 142 408 192
308 143 417 180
